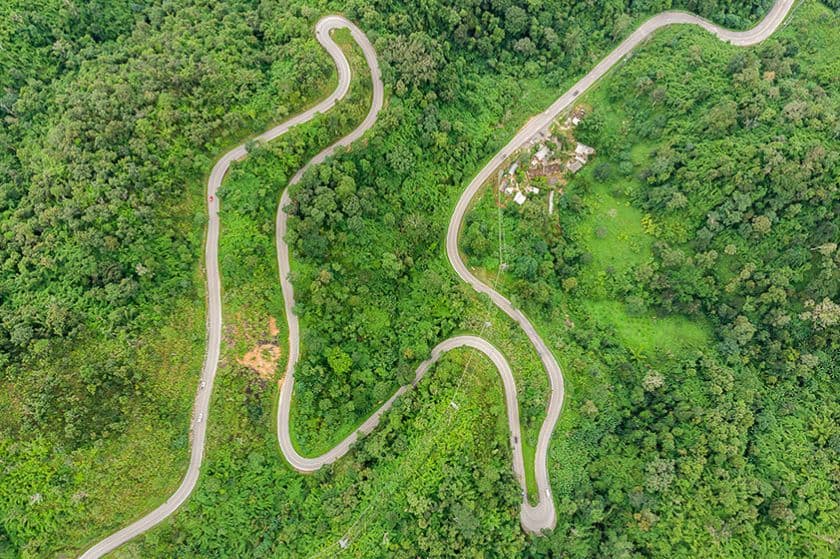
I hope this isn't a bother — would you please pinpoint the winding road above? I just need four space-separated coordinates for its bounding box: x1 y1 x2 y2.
81 2 795 556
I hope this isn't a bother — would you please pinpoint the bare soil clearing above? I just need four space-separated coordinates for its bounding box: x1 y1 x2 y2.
238 343 281 379
235 315 283 379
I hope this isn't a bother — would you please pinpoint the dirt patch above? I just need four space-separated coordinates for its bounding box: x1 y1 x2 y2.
238 343 281 380
268 316 280 337
229 314 284 381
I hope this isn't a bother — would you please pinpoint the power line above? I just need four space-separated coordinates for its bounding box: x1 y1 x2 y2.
306 189 509 558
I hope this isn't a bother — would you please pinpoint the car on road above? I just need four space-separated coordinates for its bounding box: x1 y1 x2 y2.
196 413 203 423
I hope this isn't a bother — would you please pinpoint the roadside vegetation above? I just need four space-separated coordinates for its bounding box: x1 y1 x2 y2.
2 0 832 557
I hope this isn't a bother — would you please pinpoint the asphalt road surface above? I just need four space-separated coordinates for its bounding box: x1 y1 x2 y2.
82 2 794 555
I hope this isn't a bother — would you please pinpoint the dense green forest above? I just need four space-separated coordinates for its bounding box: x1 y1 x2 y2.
2 0 836 557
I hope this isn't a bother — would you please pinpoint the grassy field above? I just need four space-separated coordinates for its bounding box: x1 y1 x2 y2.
575 182 653 275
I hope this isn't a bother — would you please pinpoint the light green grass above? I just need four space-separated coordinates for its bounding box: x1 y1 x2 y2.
575 181 653 275
1 23 349 559
583 300 710 356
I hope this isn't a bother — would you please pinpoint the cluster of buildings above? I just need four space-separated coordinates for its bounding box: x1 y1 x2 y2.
566 142 596 173
501 161 541 205
498 107 596 212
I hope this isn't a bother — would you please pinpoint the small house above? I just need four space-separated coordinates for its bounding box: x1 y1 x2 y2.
532 145 550 166
514 192 527 205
